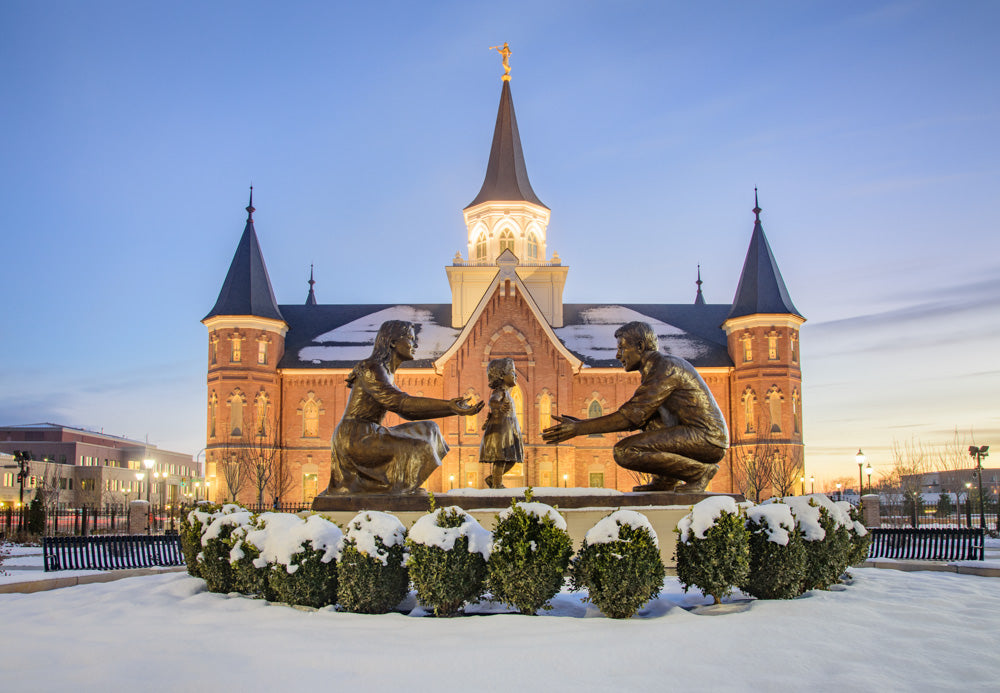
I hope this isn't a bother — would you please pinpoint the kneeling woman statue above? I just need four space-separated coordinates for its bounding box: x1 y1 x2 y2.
320 320 484 495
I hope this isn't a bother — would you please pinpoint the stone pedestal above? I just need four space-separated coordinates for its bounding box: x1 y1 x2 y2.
860 494 880 528
129 500 150 534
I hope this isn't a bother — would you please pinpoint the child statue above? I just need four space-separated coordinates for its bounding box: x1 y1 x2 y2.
480 357 524 489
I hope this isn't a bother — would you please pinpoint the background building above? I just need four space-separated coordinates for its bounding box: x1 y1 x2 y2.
0 423 202 509
203 73 805 504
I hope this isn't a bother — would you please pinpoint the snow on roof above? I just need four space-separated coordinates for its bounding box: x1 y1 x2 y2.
554 306 711 363
298 305 461 364
676 495 740 543
407 506 492 559
584 509 658 547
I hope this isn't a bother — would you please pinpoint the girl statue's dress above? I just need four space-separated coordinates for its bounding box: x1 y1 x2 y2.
480 387 524 481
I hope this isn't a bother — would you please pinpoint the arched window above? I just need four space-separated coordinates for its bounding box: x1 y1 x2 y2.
255 393 269 436
588 399 604 438
767 331 779 360
465 392 480 434
475 233 487 261
498 229 515 255
767 387 783 433
792 389 801 435
209 393 218 438
303 400 320 438
231 333 242 362
258 339 268 364
527 233 539 259
229 393 244 437
742 389 756 434
510 383 525 432
741 332 753 362
791 332 799 363
538 392 552 434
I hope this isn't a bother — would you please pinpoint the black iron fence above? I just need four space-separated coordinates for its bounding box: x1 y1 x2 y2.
868 528 985 561
42 534 185 571
875 497 999 533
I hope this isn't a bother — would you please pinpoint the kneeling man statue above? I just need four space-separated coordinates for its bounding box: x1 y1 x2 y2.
542 321 728 492
320 320 484 495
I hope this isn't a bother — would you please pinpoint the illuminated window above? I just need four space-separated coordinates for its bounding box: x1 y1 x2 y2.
768 331 778 360
230 393 244 436
510 384 525 432
2 473 12 487
498 229 514 255
255 393 269 435
538 392 552 434
527 233 539 259
742 389 756 434
210 333 218 365
475 233 487 261
741 332 753 362
767 387 783 433
588 400 604 438
466 471 478 488
303 400 320 438
302 473 319 502
589 472 604 488
231 334 242 362
791 332 799 363
258 340 267 365
464 392 479 435
209 393 217 438
792 390 801 435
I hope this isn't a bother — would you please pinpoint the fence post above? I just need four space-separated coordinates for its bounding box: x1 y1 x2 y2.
861 494 881 528
129 500 150 534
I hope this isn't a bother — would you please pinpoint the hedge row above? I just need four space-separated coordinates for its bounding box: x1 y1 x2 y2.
675 494 872 604
180 492 666 619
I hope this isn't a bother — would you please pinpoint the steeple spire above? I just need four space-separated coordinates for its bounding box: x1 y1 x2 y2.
727 190 801 320
204 190 284 321
694 265 706 305
465 76 547 210
305 264 317 305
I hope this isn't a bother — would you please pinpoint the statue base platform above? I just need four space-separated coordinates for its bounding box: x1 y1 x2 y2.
310 488 743 570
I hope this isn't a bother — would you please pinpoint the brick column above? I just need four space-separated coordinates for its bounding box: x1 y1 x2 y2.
129 500 150 534
860 494 880 528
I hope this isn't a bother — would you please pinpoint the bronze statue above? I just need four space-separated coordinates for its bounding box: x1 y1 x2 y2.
480 357 524 489
542 321 728 492
490 42 512 78
320 320 484 495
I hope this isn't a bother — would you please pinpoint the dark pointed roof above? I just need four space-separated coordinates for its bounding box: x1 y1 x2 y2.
465 80 547 210
305 264 317 306
204 190 284 322
694 265 706 305
727 191 802 320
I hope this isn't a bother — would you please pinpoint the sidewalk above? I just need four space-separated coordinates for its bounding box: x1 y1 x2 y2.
0 545 185 594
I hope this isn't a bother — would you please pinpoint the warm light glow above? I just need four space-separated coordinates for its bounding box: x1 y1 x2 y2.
143 458 155 470
136 472 145 481
856 449 866 466
836 483 842 489
865 464 873 476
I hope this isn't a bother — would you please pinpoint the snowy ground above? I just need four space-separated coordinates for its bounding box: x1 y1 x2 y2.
2 544 1000 691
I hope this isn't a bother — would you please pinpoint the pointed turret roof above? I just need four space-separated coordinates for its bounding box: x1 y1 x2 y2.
204 189 284 322
727 191 801 320
305 264 317 306
694 265 706 305
465 80 547 210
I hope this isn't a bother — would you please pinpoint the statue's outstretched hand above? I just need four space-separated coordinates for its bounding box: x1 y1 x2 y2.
449 396 485 416
542 414 580 444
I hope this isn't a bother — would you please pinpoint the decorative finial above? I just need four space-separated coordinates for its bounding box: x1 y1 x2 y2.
305 264 318 306
695 265 706 305
309 264 315 288
753 187 761 223
247 185 255 220
490 42 512 81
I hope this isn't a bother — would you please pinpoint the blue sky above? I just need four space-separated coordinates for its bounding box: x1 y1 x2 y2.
3 1 998 484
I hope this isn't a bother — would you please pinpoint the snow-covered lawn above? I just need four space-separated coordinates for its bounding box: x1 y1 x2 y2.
1 561 998 691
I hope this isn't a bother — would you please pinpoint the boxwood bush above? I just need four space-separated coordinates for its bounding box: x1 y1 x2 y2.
675 496 750 604
740 503 807 600
180 502 222 577
250 514 343 608
785 495 852 591
488 491 573 615
199 508 254 593
570 509 665 618
337 511 410 614
840 501 872 568
406 505 492 617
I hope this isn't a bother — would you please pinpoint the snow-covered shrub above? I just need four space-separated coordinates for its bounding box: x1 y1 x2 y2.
337 511 410 614
488 493 573 615
180 502 221 577
406 506 492 617
785 495 852 591
199 507 253 593
570 510 665 619
740 503 806 600
839 501 872 567
675 496 750 604
244 513 343 608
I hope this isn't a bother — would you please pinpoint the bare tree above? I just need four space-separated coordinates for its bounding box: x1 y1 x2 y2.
240 414 281 507
267 448 296 507
730 431 776 503
218 432 250 503
771 446 804 498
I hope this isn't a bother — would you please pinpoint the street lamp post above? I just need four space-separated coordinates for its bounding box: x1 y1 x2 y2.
856 449 866 498
449 474 454 491
563 474 568 488
810 476 815 494
866 463 874 495
964 482 973 528
835 482 842 501
969 445 990 531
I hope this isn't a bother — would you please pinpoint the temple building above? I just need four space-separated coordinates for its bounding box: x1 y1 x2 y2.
202 70 805 504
